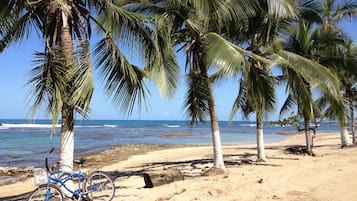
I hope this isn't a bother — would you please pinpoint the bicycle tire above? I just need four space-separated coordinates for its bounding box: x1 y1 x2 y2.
84 171 115 201
27 184 64 201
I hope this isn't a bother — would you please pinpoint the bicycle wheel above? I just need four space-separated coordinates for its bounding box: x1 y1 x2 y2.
84 172 115 201
27 184 64 201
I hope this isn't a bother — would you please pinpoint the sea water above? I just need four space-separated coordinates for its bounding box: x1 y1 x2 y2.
0 119 340 168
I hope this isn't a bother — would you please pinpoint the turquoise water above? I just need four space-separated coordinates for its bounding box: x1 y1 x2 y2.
0 119 339 168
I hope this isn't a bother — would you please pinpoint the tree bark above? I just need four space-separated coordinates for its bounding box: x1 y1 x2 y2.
59 10 75 172
197 39 225 171
349 96 356 145
207 81 225 171
340 126 352 147
256 117 266 161
304 118 312 154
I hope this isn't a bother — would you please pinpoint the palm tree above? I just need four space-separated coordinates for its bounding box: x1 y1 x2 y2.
319 39 357 146
229 64 275 161
0 0 178 172
137 0 259 171
279 20 327 154
314 0 357 147
227 0 324 159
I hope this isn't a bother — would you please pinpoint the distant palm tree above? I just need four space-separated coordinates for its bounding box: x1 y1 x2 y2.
319 39 357 146
0 1 178 171
314 0 357 147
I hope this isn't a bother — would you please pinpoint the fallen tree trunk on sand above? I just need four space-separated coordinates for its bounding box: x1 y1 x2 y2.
143 168 184 188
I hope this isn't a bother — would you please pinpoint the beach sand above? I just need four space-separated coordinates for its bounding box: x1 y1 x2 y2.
1 132 357 201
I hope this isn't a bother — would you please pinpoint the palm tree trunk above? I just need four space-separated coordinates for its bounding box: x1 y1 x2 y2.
349 96 356 145
304 118 312 154
256 117 266 161
59 11 75 172
340 126 352 147
59 104 74 172
198 40 225 171
207 81 225 171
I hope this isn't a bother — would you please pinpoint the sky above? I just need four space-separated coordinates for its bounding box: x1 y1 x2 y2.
0 18 356 121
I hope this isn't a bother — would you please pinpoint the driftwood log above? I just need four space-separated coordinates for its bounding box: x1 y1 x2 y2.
143 168 184 188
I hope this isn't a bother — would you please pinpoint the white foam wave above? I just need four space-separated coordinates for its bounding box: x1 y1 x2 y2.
0 123 60 128
163 124 180 128
104 125 118 128
239 124 256 127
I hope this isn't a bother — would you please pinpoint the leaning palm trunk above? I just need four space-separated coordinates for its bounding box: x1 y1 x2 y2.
59 11 75 172
207 81 225 171
340 126 352 147
256 118 266 161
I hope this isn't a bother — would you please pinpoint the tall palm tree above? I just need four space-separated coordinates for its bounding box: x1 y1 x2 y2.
279 20 327 154
227 0 324 159
0 0 178 171
315 0 357 147
229 64 275 161
319 39 357 146
137 0 259 171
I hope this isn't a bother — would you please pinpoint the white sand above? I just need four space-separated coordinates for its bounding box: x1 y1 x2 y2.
1 132 357 201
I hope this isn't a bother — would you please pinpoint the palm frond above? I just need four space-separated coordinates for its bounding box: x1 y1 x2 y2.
229 79 248 121
0 11 34 52
69 40 94 117
279 94 296 119
94 36 149 116
184 71 210 125
266 0 301 19
204 32 247 76
272 49 340 99
147 16 180 98
27 49 68 132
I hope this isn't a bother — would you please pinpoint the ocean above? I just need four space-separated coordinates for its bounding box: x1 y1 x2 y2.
0 119 341 169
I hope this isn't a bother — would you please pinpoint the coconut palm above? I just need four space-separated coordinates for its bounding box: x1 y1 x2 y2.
229 64 276 161
313 0 357 147
318 39 357 146
0 0 178 172
278 20 327 154
136 0 260 171
226 0 325 159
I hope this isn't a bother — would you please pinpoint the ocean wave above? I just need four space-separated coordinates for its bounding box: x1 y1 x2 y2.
0 123 118 129
163 124 180 128
0 123 60 128
104 125 118 128
239 124 256 127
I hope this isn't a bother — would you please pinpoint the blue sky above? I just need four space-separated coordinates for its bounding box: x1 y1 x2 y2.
0 18 356 121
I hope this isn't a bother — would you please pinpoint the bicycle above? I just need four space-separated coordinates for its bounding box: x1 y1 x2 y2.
27 148 115 201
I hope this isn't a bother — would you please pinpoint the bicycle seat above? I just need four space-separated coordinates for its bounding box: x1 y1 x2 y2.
73 158 86 165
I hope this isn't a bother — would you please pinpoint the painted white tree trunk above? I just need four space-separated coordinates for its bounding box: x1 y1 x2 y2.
59 130 74 172
256 128 266 161
207 78 225 171
212 128 225 169
340 126 352 147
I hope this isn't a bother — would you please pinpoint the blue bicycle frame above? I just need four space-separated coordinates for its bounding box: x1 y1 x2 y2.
45 169 87 200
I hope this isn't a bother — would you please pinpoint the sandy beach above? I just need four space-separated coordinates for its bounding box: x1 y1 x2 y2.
1 131 357 201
